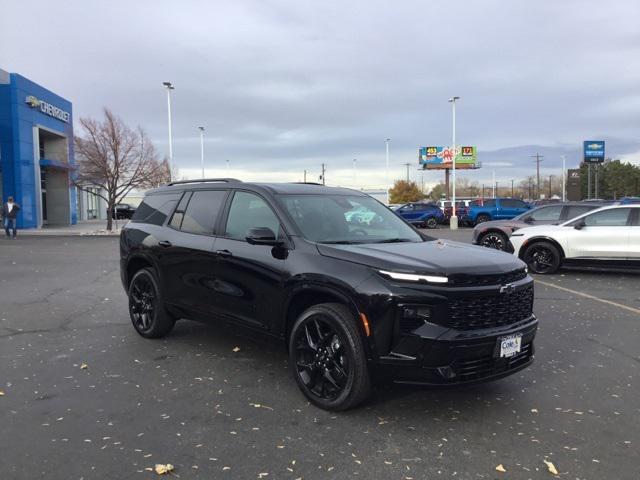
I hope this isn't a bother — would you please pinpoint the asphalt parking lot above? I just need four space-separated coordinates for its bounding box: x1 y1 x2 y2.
1 235 639 480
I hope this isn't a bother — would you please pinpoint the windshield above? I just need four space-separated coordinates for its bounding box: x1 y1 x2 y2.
277 194 424 244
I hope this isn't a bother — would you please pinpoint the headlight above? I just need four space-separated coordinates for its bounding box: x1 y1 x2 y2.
378 270 448 283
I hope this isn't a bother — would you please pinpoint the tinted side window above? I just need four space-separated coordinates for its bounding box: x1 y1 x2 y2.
169 192 191 230
483 199 496 207
131 193 181 226
583 208 631 226
225 192 280 240
180 190 227 235
529 205 563 221
564 205 595 220
501 199 526 208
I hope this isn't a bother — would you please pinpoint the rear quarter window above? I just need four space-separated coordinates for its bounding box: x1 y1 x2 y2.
130 193 181 226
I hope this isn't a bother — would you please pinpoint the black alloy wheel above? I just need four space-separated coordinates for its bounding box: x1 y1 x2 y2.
476 214 491 225
480 231 508 251
523 241 561 274
289 303 371 411
425 217 438 229
128 268 175 338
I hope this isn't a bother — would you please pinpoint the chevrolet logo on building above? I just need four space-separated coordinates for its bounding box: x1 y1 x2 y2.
25 95 41 108
586 143 602 150
24 95 70 123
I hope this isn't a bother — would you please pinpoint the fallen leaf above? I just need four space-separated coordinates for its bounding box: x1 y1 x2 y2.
232 346 240 352
543 460 559 475
496 464 507 473
154 463 174 475
80 363 88 370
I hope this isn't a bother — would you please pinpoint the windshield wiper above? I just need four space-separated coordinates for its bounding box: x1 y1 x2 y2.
373 238 415 243
318 240 366 245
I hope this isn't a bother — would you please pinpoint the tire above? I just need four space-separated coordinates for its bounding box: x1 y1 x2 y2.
523 241 561 274
475 214 491 225
288 303 371 411
425 217 438 229
128 267 175 338
479 231 508 251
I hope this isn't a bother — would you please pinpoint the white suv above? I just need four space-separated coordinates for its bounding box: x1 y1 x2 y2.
509 205 640 274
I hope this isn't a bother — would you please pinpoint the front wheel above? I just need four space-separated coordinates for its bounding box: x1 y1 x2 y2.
475 214 491 225
523 241 561 274
289 303 371 411
480 231 508 251
128 268 175 338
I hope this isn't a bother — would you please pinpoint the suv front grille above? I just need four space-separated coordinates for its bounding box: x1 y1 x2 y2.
449 268 527 287
442 285 533 330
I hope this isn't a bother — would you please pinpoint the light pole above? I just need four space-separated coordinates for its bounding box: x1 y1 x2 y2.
353 158 357 187
561 155 566 202
226 159 230 172
448 96 460 230
163 82 175 181
198 127 205 179
385 138 390 204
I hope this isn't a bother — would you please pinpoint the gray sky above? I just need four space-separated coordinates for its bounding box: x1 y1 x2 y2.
2 0 639 189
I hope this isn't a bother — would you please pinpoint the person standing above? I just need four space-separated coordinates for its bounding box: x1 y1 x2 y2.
2 196 20 238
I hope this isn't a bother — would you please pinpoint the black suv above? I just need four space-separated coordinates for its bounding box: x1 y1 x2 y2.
120 179 537 410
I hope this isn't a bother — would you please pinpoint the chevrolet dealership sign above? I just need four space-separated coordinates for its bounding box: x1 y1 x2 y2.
25 95 70 123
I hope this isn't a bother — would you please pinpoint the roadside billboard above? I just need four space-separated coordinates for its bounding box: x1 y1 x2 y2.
418 146 478 170
583 141 605 163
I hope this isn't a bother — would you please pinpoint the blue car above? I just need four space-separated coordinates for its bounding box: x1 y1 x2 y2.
395 202 444 229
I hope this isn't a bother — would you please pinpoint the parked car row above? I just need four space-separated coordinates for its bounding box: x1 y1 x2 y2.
471 201 640 274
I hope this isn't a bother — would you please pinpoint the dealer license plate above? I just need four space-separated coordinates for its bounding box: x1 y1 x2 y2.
499 334 522 358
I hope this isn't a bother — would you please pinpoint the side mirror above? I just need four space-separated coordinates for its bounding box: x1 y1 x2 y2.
246 227 280 246
574 220 586 230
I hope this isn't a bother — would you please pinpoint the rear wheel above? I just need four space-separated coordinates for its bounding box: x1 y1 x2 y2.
289 303 371 411
128 267 175 338
425 217 438 229
476 214 491 225
523 241 561 274
479 231 508 251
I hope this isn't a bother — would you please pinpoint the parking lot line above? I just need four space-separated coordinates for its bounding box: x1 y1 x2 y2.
535 278 640 315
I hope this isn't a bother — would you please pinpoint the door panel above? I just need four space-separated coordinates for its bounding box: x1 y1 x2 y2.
565 208 632 259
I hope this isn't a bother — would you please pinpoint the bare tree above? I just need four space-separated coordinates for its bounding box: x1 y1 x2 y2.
74 108 171 230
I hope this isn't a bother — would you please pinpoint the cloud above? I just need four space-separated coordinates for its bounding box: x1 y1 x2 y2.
1 0 639 189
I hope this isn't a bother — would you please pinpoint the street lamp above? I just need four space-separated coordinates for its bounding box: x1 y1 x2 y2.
448 96 460 230
163 82 175 181
353 158 357 187
385 138 390 205
198 126 205 179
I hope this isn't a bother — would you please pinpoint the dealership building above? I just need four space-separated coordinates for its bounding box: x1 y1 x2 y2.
0 69 109 228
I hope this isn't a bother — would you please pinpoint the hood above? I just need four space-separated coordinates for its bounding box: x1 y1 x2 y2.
317 239 524 276
474 219 528 233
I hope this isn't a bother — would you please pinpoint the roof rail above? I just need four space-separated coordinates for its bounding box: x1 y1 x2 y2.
166 178 242 186
290 182 324 186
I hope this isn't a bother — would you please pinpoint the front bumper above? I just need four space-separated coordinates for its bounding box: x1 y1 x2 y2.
375 315 538 385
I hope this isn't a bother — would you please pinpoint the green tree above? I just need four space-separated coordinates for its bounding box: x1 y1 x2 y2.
389 180 426 204
429 183 446 201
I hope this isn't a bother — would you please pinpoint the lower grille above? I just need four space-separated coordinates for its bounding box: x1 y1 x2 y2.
451 342 532 381
444 285 533 330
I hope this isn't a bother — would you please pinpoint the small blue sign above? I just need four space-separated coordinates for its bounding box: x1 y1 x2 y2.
583 140 605 163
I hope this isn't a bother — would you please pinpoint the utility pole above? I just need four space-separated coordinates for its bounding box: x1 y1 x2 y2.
492 170 496 198
162 82 175 181
561 155 566 202
595 164 599 198
402 163 412 182
385 138 390 205
549 175 552 198
511 179 514 197
320 163 326 185
448 96 460 230
303 170 307 183
587 163 591 199
532 153 544 199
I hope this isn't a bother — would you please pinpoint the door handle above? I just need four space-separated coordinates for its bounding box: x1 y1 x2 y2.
158 240 172 248
215 249 233 257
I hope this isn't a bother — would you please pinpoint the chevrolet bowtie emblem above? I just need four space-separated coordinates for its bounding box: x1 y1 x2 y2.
500 284 516 294
25 95 41 108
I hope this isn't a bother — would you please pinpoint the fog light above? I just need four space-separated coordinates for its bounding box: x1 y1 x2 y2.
402 306 431 321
